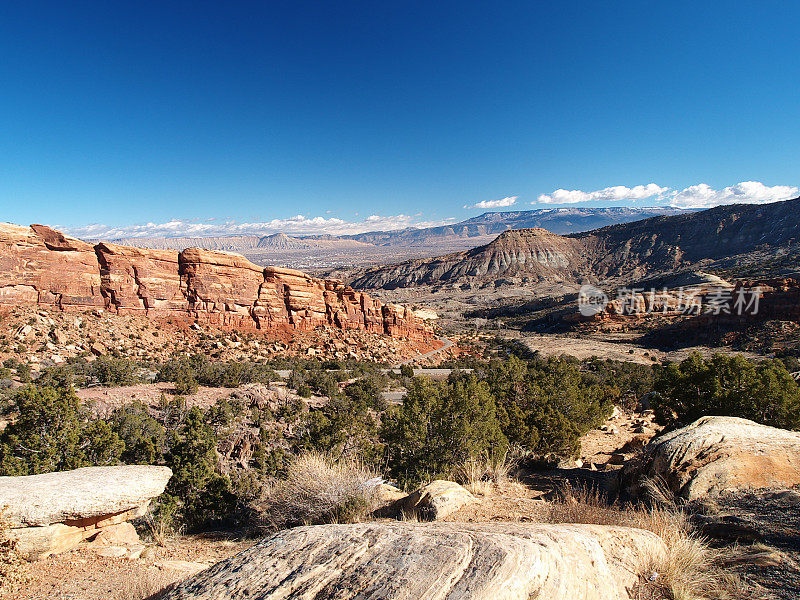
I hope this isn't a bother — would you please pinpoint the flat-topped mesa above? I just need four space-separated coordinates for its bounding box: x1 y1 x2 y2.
0 222 104 309
0 224 432 341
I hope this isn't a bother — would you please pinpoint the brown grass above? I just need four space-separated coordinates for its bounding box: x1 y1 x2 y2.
544 483 752 600
114 570 177 600
253 451 381 530
453 452 525 498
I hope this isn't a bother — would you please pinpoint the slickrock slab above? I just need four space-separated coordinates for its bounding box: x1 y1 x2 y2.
0 465 172 527
620 416 800 501
160 522 664 600
397 480 477 520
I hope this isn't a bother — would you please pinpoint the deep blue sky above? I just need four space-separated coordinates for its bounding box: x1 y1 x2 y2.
2 1 799 237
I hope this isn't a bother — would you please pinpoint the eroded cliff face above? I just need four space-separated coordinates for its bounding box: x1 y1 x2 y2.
347 197 800 290
0 223 431 341
0 223 104 309
351 228 585 289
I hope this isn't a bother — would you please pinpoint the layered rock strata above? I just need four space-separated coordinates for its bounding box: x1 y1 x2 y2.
159 522 665 600
0 223 431 341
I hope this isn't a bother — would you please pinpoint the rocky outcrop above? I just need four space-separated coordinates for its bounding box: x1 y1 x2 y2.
95 242 185 315
0 223 104 309
159 522 665 600
619 416 800 501
1 465 172 559
0 223 431 341
180 247 267 330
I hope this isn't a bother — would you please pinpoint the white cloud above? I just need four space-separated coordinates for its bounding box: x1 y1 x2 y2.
534 180 798 209
62 214 457 240
536 184 669 204
465 196 518 210
669 181 799 209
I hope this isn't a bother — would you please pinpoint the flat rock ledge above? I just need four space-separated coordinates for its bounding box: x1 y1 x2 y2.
160 522 664 600
620 416 800 501
0 465 172 559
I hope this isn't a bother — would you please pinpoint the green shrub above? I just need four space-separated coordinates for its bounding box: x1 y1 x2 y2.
173 370 199 395
652 352 800 430
162 407 234 528
111 402 167 464
157 355 275 390
382 374 508 487
484 355 612 457
0 385 124 475
91 356 141 386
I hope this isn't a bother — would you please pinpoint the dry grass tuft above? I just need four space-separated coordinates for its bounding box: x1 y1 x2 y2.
253 451 381 530
115 570 176 600
544 483 752 600
454 452 519 497
142 509 182 547
452 452 516 486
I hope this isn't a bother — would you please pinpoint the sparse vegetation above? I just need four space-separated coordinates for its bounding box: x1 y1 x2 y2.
544 483 751 600
253 452 380 530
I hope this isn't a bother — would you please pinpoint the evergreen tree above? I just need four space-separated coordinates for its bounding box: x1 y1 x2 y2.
163 406 233 528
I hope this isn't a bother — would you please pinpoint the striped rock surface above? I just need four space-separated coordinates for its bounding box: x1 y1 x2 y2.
160 522 663 600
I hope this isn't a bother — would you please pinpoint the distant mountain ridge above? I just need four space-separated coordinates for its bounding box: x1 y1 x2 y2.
343 206 685 246
348 198 800 289
100 207 684 258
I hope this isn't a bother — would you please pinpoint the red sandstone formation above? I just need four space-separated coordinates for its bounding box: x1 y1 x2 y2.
0 223 104 309
576 277 800 333
0 223 432 341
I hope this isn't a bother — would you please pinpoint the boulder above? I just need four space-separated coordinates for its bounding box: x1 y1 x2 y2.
396 480 477 520
619 416 800 501
375 483 407 505
0 465 172 527
1 465 171 559
159 522 665 600
11 523 89 559
89 522 141 547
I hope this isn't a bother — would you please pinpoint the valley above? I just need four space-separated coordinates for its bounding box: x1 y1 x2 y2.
96 207 684 270
3 201 800 600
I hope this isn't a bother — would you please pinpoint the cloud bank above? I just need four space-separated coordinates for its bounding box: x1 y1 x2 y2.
63 214 455 240
669 181 799 209
535 181 798 209
537 184 669 204
466 196 518 209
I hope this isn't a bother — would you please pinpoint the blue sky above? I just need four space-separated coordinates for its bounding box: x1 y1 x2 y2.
1 1 799 238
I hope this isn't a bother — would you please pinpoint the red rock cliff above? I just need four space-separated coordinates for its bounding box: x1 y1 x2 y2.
0 223 432 341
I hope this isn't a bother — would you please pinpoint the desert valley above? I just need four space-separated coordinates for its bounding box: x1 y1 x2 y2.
1 197 800 599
